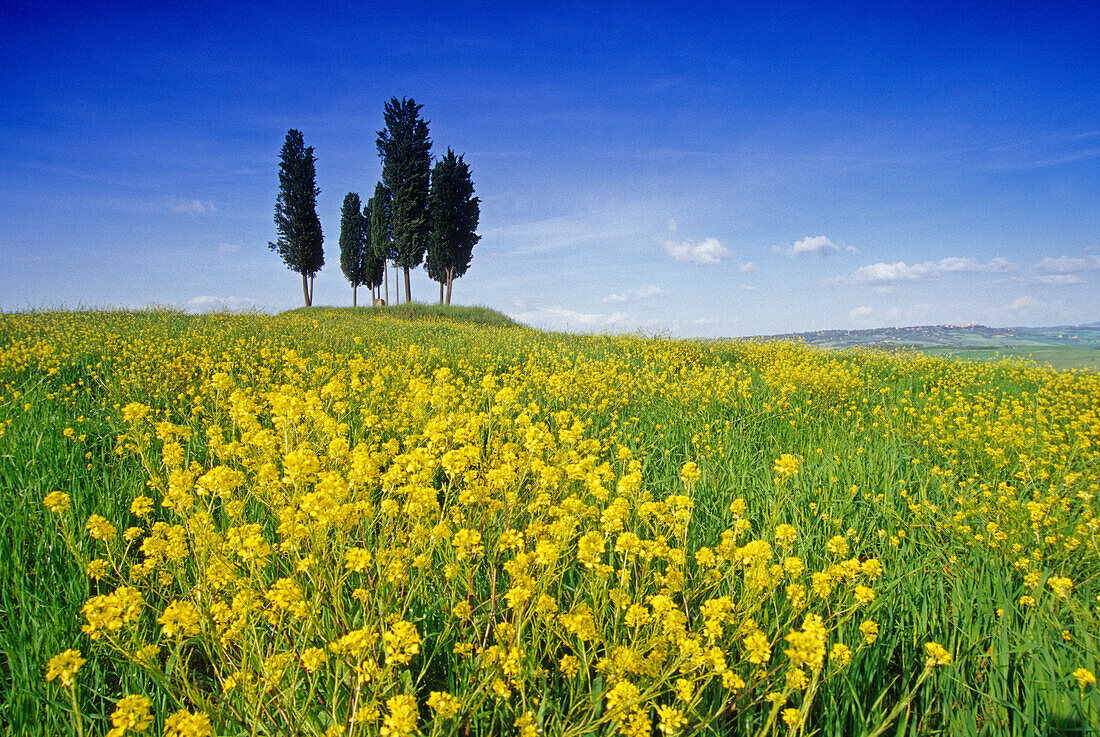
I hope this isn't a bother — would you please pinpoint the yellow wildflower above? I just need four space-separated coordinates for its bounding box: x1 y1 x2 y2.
45 649 85 687
1073 668 1096 689
163 709 212 737
924 642 952 667
43 491 71 515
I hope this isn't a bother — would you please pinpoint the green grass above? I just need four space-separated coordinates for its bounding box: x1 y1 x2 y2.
922 346 1100 372
0 310 1097 736
280 303 520 328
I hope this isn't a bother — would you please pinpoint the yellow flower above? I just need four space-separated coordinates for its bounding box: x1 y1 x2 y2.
383 620 421 665
1047 576 1072 600
830 642 852 668
924 642 952 667
620 707 651 737
1073 668 1095 689
775 523 797 545
679 461 701 486
784 614 826 671
785 667 808 689
427 690 460 718
344 547 373 572
826 535 849 557
859 620 879 645
657 704 688 734
781 707 801 728
301 647 327 672
559 654 581 677
854 584 876 606
45 649 85 687
129 495 154 517
772 454 799 482
743 630 772 665
86 514 117 542
381 694 418 737
86 559 110 580
109 694 152 734
43 491 71 515
158 600 202 639
163 709 213 737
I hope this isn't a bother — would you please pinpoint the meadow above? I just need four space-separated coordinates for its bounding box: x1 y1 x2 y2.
0 306 1097 736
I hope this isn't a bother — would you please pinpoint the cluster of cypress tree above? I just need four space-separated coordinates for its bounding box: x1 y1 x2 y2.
270 98 479 308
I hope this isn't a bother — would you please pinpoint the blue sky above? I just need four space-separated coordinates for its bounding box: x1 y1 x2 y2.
2 1 1097 336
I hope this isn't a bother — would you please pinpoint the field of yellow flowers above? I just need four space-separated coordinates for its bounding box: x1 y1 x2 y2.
0 306 1097 736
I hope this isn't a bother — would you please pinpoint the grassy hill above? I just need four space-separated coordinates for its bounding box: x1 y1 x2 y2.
280 303 520 328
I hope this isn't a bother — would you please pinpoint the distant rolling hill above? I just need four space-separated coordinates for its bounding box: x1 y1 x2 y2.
746 323 1100 350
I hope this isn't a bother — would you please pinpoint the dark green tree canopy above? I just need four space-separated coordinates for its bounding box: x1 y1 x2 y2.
269 129 324 279
376 98 432 272
426 148 480 284
362 200 385 290
369 182 394 263
338 192 369 288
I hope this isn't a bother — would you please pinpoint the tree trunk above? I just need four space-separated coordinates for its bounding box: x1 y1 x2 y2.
394 263 400 305
445 269 453 306
301 272 311 307
404 267 412 303
383 263 389 305
353 284 357 307
439 280 444 304
309 275 314 306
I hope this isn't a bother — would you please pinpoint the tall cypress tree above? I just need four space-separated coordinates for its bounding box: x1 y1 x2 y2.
339 192 368 306
362 199 385 304
426 149 480 305
376 98 431 303
369 181 394 305
269 129 323 306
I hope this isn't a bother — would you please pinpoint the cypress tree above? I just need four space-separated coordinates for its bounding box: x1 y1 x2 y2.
362 200 385 304
369 182 394 305
338 192 368 306
376 98 431 303
426 149 480 306
269 129 323 306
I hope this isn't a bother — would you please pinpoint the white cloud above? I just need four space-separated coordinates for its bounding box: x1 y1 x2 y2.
187 295 259 312
774 235 855 258
217 242 241 254
850 306 874 319
667 218 677 233
660 237 730 265
1034 254 1100 273
792 235 840 256
737 284 756 291
603 285 670 304
172 198 217 214
1004 295 1044 311
510 305 630 331
850 256 1016 283
870 285 894 294
693 317 718 325
738 261 758 273
1034 274 1082 285
482 202 652 255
